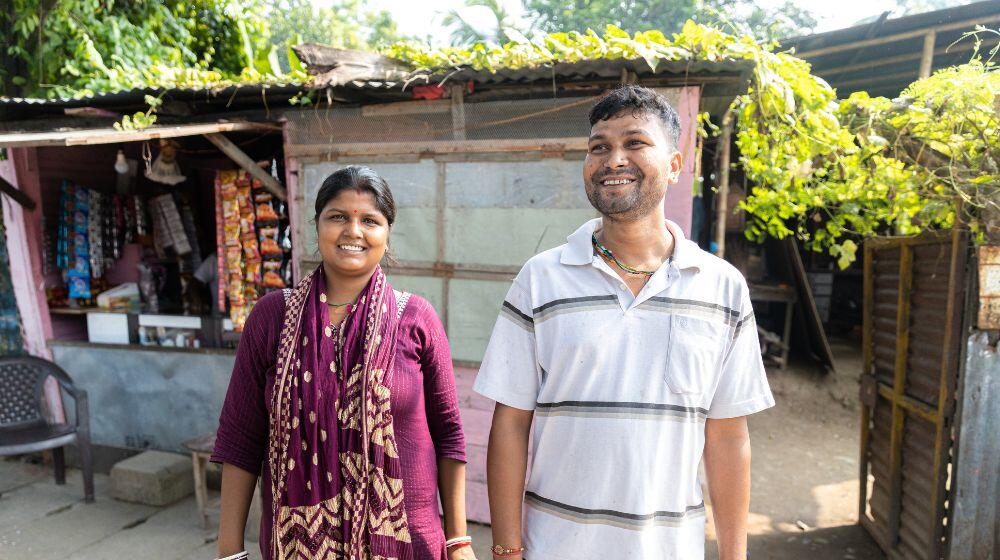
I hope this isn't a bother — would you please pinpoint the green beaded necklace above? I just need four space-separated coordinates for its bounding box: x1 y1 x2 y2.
320 292 354 311
591 232 658 277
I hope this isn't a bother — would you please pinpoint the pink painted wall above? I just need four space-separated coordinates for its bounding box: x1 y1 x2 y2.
453 365 494 523
0 149 53 357
1 148 64 422
664 85 701 238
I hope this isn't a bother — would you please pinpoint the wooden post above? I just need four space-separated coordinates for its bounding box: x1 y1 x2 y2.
0 174 36 210
450 85 466 141
932 210 968 556
435 160 449 332
203 133 287 201
713 108 734 258
919 31 936 79
859 241 875 524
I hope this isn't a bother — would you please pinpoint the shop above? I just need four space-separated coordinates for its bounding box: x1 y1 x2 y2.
0 117 296 451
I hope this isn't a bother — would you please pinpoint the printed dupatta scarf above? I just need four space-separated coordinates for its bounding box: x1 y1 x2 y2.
267 266 413 559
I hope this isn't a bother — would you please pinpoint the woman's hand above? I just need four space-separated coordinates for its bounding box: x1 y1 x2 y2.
447 545 478 560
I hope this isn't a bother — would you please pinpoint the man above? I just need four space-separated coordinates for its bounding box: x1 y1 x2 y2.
474 85 774 560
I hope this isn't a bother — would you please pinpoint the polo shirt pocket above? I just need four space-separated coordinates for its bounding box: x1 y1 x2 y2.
664 314 726 394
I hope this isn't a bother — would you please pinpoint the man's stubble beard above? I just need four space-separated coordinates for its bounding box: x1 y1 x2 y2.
586 177 665 223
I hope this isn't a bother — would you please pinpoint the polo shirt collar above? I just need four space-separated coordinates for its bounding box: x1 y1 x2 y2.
560 217 702 271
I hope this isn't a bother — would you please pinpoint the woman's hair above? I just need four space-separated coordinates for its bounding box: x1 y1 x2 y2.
313 165 397 226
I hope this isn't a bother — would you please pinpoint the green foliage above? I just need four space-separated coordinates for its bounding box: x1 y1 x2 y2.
113 94 162 131
0 0 408 99
266 0 409 71
523 0 816 43
383 22 743 74
739 58 997 267
0 0 282 98
385 23 998 267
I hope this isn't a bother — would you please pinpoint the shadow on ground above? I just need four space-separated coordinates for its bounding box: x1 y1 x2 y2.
746 524 883 560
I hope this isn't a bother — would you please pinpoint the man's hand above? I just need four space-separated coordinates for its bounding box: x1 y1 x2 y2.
486 403 533 560
704 415 752 560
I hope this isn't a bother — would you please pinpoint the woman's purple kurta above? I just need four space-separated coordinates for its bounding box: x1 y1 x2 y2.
211 290 467 559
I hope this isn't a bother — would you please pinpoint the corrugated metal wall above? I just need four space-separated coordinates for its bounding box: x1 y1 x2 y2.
284 87 698 522
860 232 968 559
949 331 999 560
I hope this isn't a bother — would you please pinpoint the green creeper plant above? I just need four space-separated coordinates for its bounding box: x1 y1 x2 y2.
384 23 998 267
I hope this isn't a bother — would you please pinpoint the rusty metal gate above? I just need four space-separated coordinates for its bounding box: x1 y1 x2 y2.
859 231 968 559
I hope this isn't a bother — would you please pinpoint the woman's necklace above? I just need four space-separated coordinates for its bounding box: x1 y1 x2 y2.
591 232 657 277
319 292 355 313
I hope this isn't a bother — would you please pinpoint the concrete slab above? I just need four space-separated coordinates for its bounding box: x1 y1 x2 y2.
0 471 97 530
1 483 157 559
65 496 212 560
0 458 49 493
110 450 193 506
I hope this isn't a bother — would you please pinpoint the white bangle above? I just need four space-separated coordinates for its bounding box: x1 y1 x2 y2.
446 536 473 548
216 552 249 560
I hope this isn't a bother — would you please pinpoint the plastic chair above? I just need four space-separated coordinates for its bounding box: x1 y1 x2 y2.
0 355 94 502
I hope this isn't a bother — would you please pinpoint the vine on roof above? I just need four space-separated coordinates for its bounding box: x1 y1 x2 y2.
385 24 998 267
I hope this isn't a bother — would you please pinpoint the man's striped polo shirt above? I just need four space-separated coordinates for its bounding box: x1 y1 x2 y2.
475 218 774 560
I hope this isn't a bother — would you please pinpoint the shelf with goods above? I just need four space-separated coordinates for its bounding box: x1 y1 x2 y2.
37 135 291 349
215 168 291 333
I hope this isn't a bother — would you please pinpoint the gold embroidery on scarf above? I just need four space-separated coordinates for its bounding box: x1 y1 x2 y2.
337 452 412 545
369 378 399 459
276 490 350 559
337 368 363 430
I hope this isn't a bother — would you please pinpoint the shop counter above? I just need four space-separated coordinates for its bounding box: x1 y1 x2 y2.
48 340 237 453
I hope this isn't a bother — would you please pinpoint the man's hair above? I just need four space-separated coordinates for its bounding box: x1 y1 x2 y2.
588 85 681 147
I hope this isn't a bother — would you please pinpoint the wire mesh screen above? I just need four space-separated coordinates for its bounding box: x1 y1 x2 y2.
285 89 682 145
286 105 454 144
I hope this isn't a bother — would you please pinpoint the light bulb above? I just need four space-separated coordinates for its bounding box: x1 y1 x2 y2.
114 150 129 174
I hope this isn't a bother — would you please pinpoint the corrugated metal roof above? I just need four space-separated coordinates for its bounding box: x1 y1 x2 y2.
780 0 999 98
1 58 749 107
782 0 999 57
0 97 52 105
424 58 750 85
0 83 308 108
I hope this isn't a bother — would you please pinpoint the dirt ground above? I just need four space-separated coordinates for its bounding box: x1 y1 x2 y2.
1 337 886 560
704 336 886 560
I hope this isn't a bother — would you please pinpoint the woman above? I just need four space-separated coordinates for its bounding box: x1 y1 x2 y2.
211 166 475 560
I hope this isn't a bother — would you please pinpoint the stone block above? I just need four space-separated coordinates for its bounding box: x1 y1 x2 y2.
110 450 193 506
